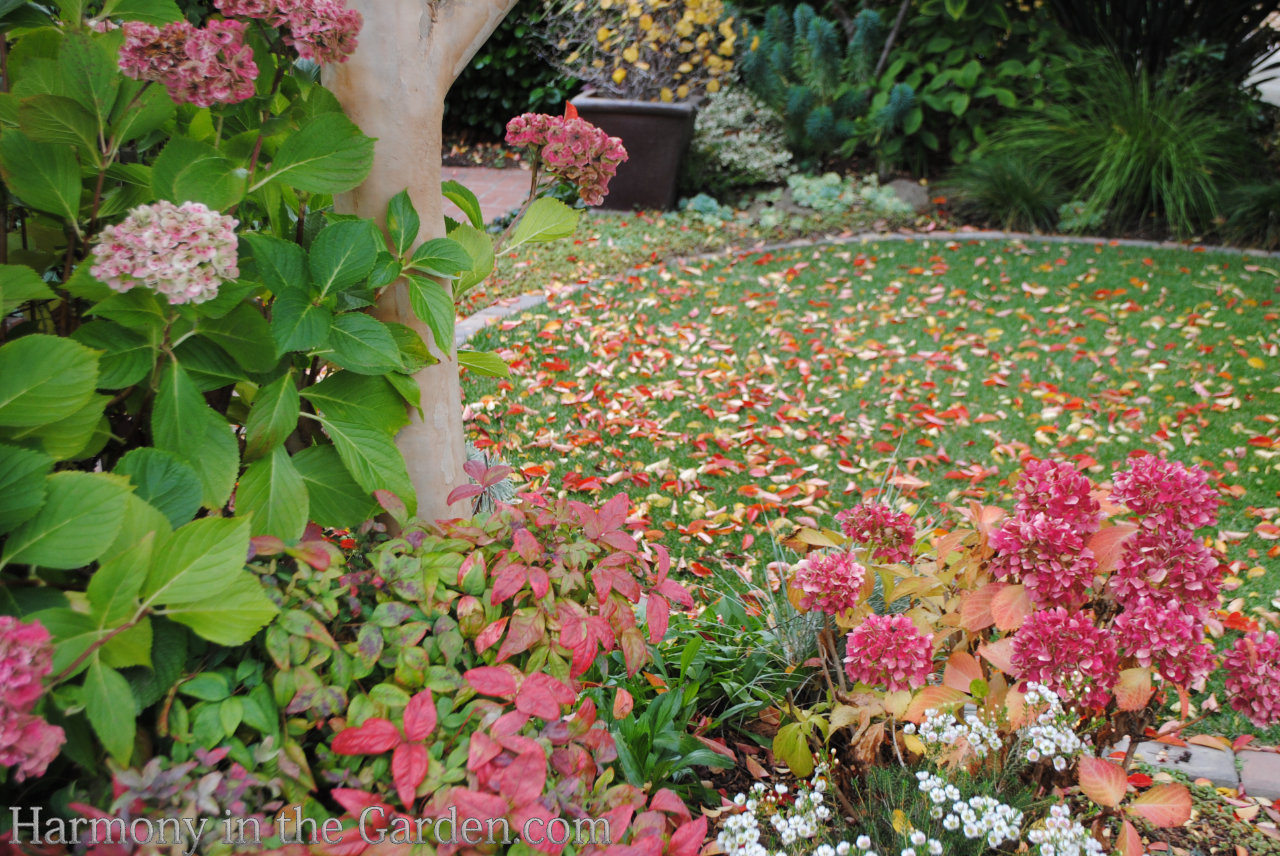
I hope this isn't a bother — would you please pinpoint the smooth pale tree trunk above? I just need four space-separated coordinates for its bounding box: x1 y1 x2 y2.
328 0 518 525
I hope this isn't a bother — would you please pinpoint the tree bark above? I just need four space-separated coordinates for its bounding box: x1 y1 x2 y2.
328 0 518 525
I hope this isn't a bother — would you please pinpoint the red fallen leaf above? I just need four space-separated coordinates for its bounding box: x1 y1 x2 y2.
465 666 519 698
1128 783 1192 828
1234 734 1257 751
614 687 635 719
332 718 402 755
498 748 548 809
1224 611 1260 632
1079 756 1128 808
403 689 436 741
1128 772 1154 787
905 687 968 723
391 742 429 809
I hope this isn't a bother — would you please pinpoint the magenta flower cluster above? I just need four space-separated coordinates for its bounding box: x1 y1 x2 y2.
1109 528 1220 616
991 460 1100 609
1011 608 1118 709
843 613 933 692
91 201 240 306
1223 632 1280 728
1112 601 1214 687
119 19 257 107
793 551 866 615
505 112 628 206
214 0 362 65
836 503 916 564
0 617 64 782
1111 454 1219 533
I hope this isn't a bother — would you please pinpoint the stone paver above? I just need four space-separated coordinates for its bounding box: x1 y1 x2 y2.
1111 737 1239 788
1239 750 1280 800
442 165 531 223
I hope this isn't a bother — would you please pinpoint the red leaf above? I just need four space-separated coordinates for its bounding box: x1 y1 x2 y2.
392 742 429 809
977 637 1017 675
249 535 285 557
446 483 484 505
620 626 649 675
1078 756 1128 808
513 528 542 562
1128 773 1154 787
516 672 575 720
527 567 550 599
491 564 529 604
374 490 406 522
1117 819 1144 856
942 651 984 693
496 610 546 662
1233 734 1256 751
498 749 548 809
646 594 670 644
991 584 1033 631
331 789 389 819
669 817 707 856
959 582 1002 632
467 731 503 773
1115 668 1154 712
475 617 509 655
403 689 437 741
451 787 509 828
613 687 634 719
1128 784 1192 828
564 101 578 119
905 687 968 723
650 789 692 822
465 666 519 698
332 718 402 755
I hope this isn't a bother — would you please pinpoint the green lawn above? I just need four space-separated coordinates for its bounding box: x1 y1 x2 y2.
462 236 1280 731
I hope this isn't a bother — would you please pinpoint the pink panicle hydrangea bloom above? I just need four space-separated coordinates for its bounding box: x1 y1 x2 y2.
1112 602 1215 687
792 551 866 615
90 201 240 306
1016 459 1101 534
505 111 628 206
835 503 916 564
0 617 64 782
1110 454 1219 533
843 613 933 692
215 0 362 64
1109 527 1220 616
1222 632 1280 727
1011 608 1119 709
119 20 258 107
989 512 1099 609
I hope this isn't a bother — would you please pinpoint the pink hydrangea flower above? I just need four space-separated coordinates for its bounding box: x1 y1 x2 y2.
990 512 1099 609
1015 458 1101 534
792 551 866 615
119 20 258 107
843 613 933 692
505 111 628 206
1011 608 1119 709
1222 632 1280 727
90 201 239 306
0 617 64 782
215 0 362 64
835 503 915 564
1111 455 1219 533
1112 602 1214 687
1109 528 1220 616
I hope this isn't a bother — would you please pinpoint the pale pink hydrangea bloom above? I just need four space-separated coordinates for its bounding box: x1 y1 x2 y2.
1109 528 1220 617
843 613 933 692
119 20 258 107
90 201 240 306
792 551 866 615
835 503 915 564
1112 602 1214 687
0 616 64 782
1223 632 1280 727
214 0 362 64
990 512 1099 609
505 112 628 206
1110 454 1219 533
1011 608 1119 709
1015 459 1101 534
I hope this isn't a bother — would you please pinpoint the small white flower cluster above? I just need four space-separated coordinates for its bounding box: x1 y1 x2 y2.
916 772 1022 848
1021 682 1087 770
907 708 1002 759
898 829 942 856
1026 805 1105 856
719 768 841 856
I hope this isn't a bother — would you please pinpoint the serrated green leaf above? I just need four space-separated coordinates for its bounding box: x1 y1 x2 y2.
327 313 404 375
114 448 202 528
271 290 331 355
199 303 277 372
0 264 57 313
406 274 454 355
3 391 109 461
88 289 166 342
166 573 276 644
387 189 420 257
407 237 471 277
508 197 580 250
315 413 416 517
152 136 246 211
101 617 152 669
84 659 137 763
152 361 238 508
0 471 130 570
71 319 152 389
301 371 408 430
441 180 484 229
18 94 99 158
0 334 97 428
102 0 183 24
243 232 308 294
88 531 152 625
107 77 175 145
292 444 378 528
245 373 299 461
0 443 52 534
257 112 374 194
142 516 250 605
457 349 509 378
447 224 495 295
59 33 117 133
310 219 379 300
237 446 308 542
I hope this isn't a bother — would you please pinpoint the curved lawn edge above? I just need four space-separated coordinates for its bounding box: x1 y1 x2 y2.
454 228 1280 348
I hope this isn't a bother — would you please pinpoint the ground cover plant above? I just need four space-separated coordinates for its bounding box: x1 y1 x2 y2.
461 238 1280 736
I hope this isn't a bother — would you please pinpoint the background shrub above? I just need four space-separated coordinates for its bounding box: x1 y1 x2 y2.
941 152 1068 233
680 85 794 198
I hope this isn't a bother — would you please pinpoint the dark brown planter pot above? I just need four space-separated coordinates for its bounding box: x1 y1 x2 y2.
570 94 696 211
